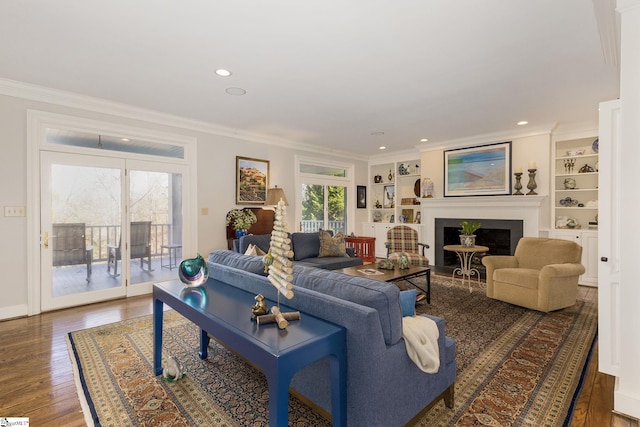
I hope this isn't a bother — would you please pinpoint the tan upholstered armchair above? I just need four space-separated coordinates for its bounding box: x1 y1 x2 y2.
481 237 585 312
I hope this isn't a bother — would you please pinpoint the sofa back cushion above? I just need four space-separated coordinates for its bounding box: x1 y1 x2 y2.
237 234 272 255
292 264 403 345
291 232 321 261
208 249 267 276
515 237 583 270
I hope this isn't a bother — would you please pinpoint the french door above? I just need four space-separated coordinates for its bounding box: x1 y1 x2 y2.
40 152 185 311
300 183 347 233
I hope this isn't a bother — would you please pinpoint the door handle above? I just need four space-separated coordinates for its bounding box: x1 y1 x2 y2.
601 256 608 262
43 231 49 249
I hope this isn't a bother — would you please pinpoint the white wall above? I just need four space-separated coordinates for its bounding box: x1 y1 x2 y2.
419 133 552 229
0 92 369 318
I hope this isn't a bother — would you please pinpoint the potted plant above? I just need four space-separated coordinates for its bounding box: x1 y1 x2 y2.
226 209 257 238
459 220 481 247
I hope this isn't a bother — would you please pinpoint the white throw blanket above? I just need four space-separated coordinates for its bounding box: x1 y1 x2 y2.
402 315 440 373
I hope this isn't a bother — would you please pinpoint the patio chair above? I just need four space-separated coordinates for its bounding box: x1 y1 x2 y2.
107 221 153 277
52 223 93 281
385 225 429 267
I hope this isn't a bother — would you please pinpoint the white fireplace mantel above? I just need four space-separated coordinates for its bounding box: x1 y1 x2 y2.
420 195 547 261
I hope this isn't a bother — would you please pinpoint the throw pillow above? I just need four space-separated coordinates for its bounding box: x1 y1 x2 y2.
399 289 417 317
318 230 348 257
244 243 266 257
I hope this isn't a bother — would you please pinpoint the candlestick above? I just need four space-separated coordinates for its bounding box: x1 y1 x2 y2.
515 167 522 174
526 169 538 195
513 172 524 195
528 161 536 170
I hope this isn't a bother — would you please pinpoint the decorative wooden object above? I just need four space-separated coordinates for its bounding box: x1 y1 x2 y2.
256 199 300 329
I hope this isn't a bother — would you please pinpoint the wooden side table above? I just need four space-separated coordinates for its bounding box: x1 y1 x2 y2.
443 244 489 292
344 236 376 263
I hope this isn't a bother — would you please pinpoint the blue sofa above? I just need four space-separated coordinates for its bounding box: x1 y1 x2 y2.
207 250 456 427
233 231 363 270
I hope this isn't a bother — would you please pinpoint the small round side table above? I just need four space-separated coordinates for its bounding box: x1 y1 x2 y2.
443 244 489 292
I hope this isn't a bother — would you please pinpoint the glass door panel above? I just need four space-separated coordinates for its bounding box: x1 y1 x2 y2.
300 184 347 233
128 168 183 286
41 152 125 311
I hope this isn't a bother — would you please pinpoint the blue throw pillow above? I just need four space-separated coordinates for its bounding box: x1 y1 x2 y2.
399 289 417 317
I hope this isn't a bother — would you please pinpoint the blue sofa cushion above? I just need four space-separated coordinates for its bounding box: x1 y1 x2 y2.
291 232 321 261
208 250 267 276
399 289 417 316
292 265 403 345
237 234 272 255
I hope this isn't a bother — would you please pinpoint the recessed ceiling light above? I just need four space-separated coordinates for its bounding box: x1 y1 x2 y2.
371 131 385 136
420 138 428 142
121 138 130 142
379 146 386 150
517 121 529 126
215 69 232 77
225 87 246 96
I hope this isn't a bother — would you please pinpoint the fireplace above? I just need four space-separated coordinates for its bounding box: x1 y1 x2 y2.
420 195 547 271
434 218 523 274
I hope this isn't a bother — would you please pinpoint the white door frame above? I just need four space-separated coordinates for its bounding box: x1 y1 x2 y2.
27 110 197 315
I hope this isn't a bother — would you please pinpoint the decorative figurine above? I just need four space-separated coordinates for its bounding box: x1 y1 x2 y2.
377 258 395 270
162 356 185 382
399 253 410 270
251 293 268 317
422 177 434 198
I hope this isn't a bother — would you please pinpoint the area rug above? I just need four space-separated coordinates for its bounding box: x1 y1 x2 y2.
67 275 597 426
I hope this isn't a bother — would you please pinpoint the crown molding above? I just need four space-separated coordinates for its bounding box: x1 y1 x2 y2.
415 123 557 153
0 78 367 161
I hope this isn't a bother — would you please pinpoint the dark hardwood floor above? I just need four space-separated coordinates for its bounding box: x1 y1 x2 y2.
0 288 634 426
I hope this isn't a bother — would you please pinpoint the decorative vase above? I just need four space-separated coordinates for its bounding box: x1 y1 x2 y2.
178 253 209 287
235 229 248 238
460 234 476 248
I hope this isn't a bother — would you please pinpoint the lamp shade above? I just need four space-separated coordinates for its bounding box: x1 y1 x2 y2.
266 186 288 206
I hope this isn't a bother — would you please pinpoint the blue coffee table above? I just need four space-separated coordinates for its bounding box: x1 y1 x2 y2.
153 279 346 426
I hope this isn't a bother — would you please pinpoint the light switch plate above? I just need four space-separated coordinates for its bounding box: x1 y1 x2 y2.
4 206 26 217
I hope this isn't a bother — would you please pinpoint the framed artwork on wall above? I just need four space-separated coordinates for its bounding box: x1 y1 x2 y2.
357 185 367 208
444 141 512 197
236 156 269 204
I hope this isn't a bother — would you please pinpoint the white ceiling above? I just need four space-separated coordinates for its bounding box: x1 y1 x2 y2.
0 0 620 157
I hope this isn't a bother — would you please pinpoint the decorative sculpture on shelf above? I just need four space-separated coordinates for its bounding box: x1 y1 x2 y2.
178 253 209 287
255 199 300 329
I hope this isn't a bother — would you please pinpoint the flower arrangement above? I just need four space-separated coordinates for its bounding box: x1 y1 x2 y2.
226 209 257 231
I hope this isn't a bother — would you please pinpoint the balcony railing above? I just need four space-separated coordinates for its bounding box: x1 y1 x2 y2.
300 220 345 233
85 224 176 261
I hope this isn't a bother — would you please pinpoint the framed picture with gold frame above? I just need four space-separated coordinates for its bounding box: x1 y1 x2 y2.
236 156 269 204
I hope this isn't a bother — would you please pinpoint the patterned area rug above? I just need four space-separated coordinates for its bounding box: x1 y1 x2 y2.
67 274 597 426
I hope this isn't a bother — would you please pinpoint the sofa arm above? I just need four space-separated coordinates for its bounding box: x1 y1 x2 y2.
537 263 585 311
539 263 585 278
481 256 518 297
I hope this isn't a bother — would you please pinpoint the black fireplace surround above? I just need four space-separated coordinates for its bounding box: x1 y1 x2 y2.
434 218 524 273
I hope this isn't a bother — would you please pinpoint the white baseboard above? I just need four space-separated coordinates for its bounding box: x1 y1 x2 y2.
615 390 640 420
0 303 29 321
